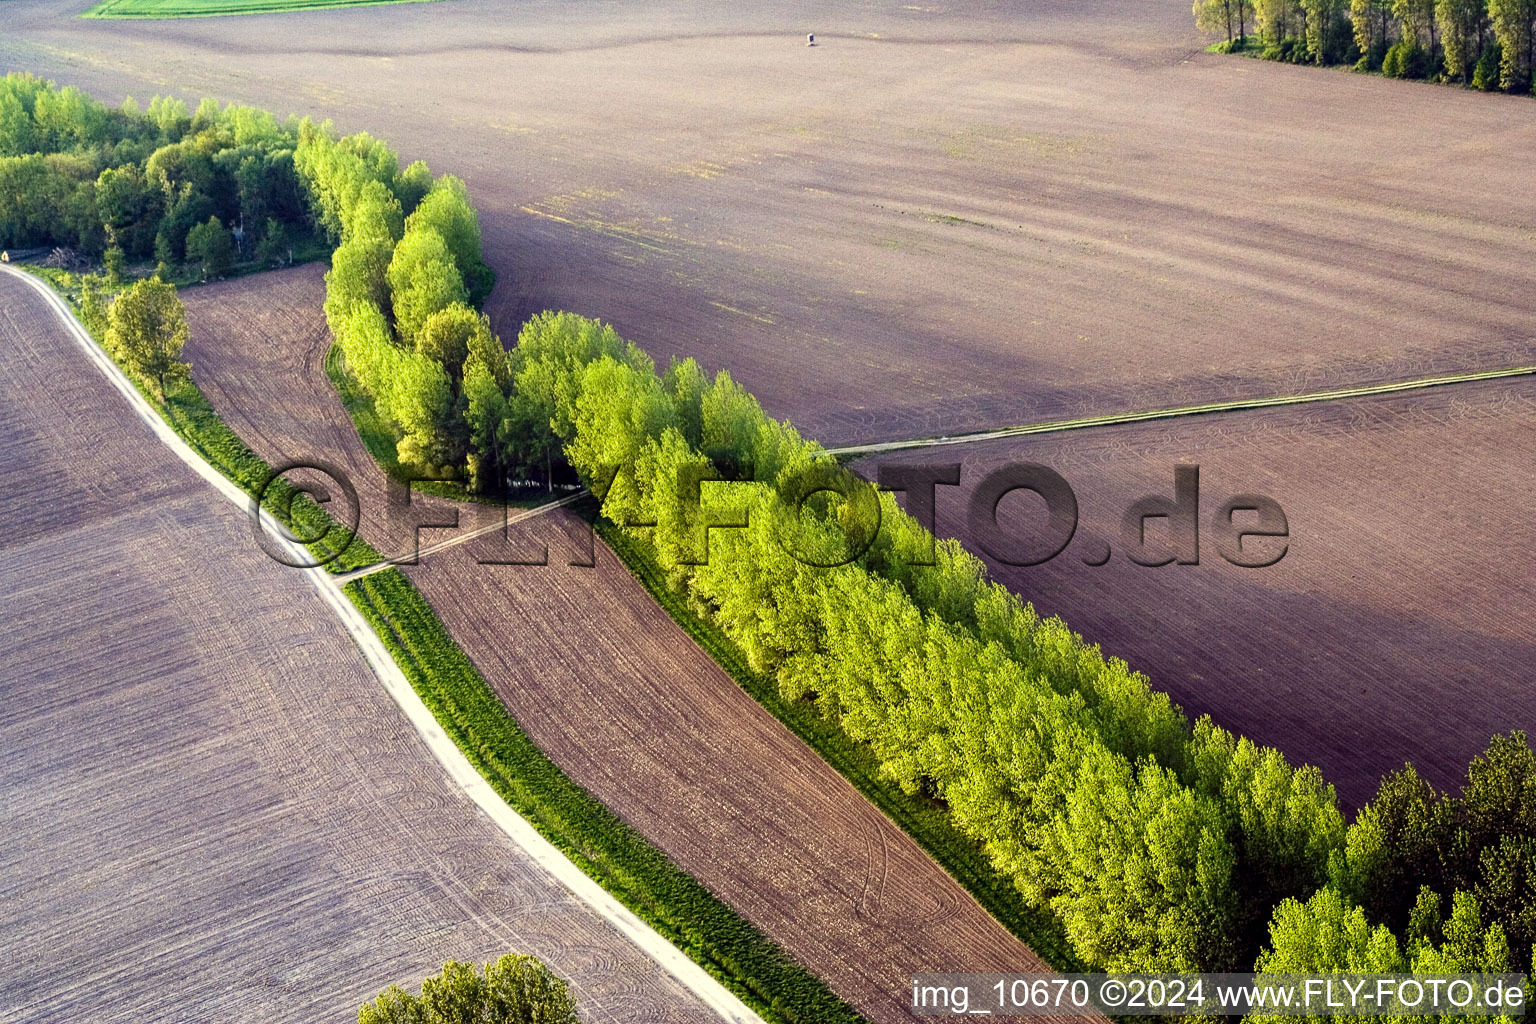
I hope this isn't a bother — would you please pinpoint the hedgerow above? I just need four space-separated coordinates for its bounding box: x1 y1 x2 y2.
505 313 1533 977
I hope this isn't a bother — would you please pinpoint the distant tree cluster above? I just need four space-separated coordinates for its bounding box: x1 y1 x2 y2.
359 954 578 1024
0 73 313 277
1194 0 1536 91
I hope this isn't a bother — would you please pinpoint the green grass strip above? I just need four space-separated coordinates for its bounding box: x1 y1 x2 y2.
343 567 864 1024
82 0 447 20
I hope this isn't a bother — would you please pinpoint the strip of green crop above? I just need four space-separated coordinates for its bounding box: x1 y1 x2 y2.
82 0 446 20
343 567 863 1024
32 267 863 1024
596 518 1087 973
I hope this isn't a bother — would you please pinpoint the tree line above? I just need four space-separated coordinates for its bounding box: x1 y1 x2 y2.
0 73 313 280
505 308 1535 977
1193 0 1536 92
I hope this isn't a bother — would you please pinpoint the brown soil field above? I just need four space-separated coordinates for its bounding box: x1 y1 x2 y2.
178 269 1072 1024
5 0 1535 445
0 270 722 1022
857 379 1536 808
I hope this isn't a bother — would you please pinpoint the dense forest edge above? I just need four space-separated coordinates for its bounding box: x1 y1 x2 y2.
3 71 1533 985
0 74 862 1024
1194 0 1536 92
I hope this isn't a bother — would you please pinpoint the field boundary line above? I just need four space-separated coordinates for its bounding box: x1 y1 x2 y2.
0 263 765 1024
331 489 588 585
825 364 1536 456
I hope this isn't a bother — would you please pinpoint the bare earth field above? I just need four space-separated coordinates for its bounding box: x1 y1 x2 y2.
179 265 1069 1024
858 379 1536 808
4 0 1535 445
0 270 720 1023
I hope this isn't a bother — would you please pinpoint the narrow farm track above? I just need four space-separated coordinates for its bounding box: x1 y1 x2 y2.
0 267 744 1024
826 363 1536 456
180 269 1085 1024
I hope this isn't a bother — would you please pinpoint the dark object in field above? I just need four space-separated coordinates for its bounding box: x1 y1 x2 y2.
808 32 815 45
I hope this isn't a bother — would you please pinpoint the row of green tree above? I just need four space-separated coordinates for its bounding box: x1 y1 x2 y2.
500 308 1534 976
1193 0 1536 92
0 73 311 278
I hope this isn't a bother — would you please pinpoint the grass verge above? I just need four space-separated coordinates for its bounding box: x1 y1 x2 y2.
26 265 864 1024
82 0 446 20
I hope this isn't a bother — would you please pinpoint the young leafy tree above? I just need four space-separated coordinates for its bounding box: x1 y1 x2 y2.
255 217 291 267
78 274 109 339
358 954 579 1024
1341 763 1454 933
184 215 234 281
1304 0 1355 59
96 162 161 257
1353 0 1399 65
103 245 126 286
104 277 190 399
463 352 509 492
1256 0 1304 42
392 159 434 216
385 226 467 343
1189 719 1346 955
1406 889 1512 972
1488 0 1536 89
1395 0 1442 51
1196 0 1240 42
1439 0 1492 77
1254 888 1405 986
414 302 489 382
403 175 495 304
